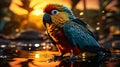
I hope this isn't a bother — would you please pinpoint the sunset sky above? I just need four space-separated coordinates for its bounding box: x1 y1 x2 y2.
9 0 100 15
9 0 118 31
9 0 119 15
9 0 71 15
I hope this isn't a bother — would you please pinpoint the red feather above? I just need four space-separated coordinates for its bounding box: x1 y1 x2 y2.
43 4 59 14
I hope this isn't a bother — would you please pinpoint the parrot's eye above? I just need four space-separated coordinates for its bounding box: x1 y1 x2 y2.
51 10 59 15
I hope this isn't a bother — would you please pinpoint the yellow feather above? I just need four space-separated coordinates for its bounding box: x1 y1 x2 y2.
51 12 70 28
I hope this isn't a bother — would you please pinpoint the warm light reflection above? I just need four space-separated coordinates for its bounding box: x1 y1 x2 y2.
35 44 40 47
79 12 84 16
15 29 19 32
10 45 16 47
35 54 40 58
43 46 46 49
97 22 100 25
96 27 100 30
82 53 86 58
1 45 6 48
31 9 43 16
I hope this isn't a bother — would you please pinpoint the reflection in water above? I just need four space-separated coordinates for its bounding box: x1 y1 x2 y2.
56 55 103 67
0 51 120 67
0 56 102 67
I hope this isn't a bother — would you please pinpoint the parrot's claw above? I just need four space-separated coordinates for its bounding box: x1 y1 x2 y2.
47 55 63 63
64 54 76 62
48 54 77 62
53 55 63 62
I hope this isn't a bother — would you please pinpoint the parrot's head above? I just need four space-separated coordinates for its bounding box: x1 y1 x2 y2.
43 4 75 28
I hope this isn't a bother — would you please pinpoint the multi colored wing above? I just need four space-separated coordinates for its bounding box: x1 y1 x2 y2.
63 19 101 50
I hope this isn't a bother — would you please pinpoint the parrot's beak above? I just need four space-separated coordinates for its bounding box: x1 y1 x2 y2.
43 13 52 26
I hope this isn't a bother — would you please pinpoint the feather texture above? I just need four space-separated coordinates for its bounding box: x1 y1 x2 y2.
43 4 104 56
63 20 101 49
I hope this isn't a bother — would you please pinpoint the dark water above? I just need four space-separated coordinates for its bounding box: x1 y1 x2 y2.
0 51 120 67
55 53 120 67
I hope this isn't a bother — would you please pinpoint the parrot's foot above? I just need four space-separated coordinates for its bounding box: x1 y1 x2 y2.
64 54 76 62
51 54 77 62
53 55 63 62
47 55 63 62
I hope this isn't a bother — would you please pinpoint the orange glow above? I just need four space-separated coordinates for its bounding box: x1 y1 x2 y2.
9 0 101 15
10 0 71 15
35 54 40 58
31 9 43 16
9 0 28 15
105 0 119 11
9 0 71 31
9 0 100 31
76 0 99 10
79 12 84 16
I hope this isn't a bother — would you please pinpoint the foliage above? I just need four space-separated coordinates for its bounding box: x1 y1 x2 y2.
71 0 80 17
16 0 33 13
0 0 18 35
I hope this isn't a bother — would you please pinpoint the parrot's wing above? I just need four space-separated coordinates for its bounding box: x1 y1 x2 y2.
63 20 101 50
71 18 97 41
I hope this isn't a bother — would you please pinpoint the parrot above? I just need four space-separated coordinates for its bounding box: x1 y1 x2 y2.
43 4 104 61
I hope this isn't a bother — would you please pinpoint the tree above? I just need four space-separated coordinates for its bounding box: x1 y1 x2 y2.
71 0 80 17
0 0 16 35
16 0 40 30
0 0 11 31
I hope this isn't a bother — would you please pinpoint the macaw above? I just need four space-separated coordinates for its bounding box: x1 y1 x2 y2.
43 4 104 60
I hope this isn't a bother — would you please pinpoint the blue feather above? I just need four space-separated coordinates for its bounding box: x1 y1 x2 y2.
60 5 75 19
63 20 101 50
63 20 104 57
